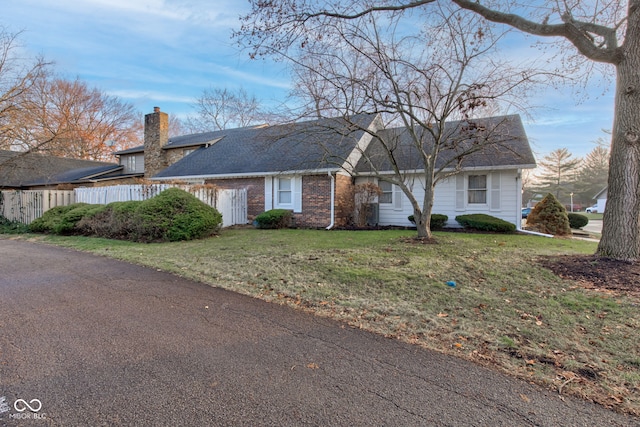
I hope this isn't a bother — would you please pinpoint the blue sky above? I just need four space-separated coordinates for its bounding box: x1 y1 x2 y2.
5 0 616 158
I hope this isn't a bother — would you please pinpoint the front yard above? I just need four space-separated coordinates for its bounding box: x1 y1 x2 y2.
9 228 640 416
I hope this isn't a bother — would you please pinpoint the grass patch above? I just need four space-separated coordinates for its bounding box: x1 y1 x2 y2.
6 229 639 416
582 212 604 221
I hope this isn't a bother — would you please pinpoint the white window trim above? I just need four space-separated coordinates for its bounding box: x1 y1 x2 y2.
467 174 488 206
276 177 293 208
266 175 302 213
377 180 403 210
378 181 393 205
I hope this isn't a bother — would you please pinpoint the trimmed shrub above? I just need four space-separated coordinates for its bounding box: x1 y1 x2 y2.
431 214 448 230
254 209 293 229
132 188 222 242
76 201 139 239
29 203 89 234
526 193 571 236
408 214 448 230
455 214 516 233
568 213 589 229
53 203 102 234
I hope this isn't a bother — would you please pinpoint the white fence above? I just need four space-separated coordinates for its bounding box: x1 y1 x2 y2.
0 190 75 224
1 185 248 227
74 184 170 204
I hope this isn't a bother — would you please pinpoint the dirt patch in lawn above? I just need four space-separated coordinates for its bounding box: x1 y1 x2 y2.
539 255 640 298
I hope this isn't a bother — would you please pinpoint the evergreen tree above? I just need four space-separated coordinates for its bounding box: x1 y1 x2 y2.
534 148 581 208
575 145 609 208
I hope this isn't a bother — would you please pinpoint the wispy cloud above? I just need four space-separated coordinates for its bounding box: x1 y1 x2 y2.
4 0 616 157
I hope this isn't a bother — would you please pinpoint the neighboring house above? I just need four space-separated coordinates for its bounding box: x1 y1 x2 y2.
143 107 536 229
592 187 608 213
0 150 126 190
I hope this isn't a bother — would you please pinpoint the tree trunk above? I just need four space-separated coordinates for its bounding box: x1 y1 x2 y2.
415 209 432 239
597 21 640 261
415 178 435 239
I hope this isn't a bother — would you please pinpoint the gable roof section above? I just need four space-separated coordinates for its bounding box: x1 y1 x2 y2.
593 187 608 200
0 150 121 188
154 114 378 179
355 115 536 174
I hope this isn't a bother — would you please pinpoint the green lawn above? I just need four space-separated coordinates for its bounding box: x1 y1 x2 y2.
8 229 639 416
581 212 604 221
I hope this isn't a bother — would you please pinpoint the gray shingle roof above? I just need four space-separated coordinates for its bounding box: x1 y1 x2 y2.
355 114 536 173
114 125 265 156
154 114 378 178
0 150 121 188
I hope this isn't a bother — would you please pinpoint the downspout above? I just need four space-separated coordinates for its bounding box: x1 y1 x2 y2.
326 171 335 230
516 170 522 231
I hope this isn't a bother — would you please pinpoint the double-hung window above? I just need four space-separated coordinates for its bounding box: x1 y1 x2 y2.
126 156 136 173
468 175 487 204
277 177 292 205
378 181 393 204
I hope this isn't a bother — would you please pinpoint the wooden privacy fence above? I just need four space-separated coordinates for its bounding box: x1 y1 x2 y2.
1 185 248 227
75 185 248 228
74 184 171 204
0 190 75 224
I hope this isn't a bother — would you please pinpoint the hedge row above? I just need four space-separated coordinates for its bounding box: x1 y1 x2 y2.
455 214 516 233
29 188 222 242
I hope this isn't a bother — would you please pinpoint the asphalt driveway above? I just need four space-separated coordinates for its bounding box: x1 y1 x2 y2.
0 239 635 426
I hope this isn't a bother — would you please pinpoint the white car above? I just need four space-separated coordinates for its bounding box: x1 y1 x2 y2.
585 205 598 213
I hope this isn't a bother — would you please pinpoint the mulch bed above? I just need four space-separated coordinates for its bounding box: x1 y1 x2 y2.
539 255 640 298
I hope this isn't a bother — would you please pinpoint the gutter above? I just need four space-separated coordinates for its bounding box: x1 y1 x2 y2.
149 167 342 182
326 171 335 230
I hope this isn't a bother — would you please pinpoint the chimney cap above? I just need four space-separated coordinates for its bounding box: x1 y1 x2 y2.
153 106 160 112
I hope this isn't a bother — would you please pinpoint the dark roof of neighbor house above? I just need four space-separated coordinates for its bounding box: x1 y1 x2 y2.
355 114 536 174
154 114 378 178
0 150 122 188
114 124 269 156
114 146 144 155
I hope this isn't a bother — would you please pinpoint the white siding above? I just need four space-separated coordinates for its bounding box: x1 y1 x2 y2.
356 170 521 227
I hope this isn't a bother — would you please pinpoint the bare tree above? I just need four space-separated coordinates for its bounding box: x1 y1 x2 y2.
7 76 141 161
184 87 267 132
236 0 639 260
0 26 50 150
239 3 542 238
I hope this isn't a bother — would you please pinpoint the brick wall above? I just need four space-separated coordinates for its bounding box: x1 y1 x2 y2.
205 174 356 228
205 177 265 221
297 175 331 227
297 174 354 228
